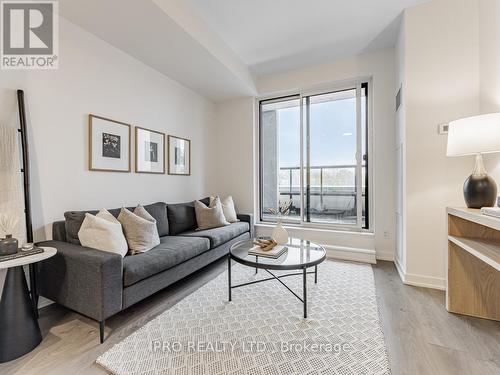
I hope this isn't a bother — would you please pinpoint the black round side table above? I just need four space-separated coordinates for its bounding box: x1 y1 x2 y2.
0 247 56 363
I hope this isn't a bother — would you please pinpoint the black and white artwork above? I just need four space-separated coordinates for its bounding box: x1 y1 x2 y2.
89 115 131 172
145 141 158 162
102 133 121 159
168 135 190 175
174 146 184 165
136 127 165 174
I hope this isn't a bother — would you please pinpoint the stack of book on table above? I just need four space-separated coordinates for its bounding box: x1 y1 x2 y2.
480 207 500 218
248 244 287 259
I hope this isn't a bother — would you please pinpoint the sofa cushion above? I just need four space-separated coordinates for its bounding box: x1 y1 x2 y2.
118 206 160 254
78 209 128 257
142 202 169 237
122 236 210 287
64 202 168 245
178 221 250 248
167 197 210 235
194 197 229 230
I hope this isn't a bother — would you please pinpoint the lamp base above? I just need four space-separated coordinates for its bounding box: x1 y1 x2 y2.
464 174 497 208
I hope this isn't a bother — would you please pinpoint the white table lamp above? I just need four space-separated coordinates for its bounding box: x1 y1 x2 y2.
447 113 500 208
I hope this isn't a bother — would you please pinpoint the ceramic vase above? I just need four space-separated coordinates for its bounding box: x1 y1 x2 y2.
0 234 18 255
272 220 289 245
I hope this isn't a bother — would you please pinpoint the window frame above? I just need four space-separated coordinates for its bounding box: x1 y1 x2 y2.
257 77 374 233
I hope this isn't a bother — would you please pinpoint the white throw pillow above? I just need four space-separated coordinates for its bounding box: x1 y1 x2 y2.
210 195 238 223
118 206 160 255
78 209 128 257
195 197 230 230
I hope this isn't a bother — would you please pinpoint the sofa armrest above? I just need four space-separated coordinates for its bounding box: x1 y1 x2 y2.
52 220 66 241
36 240 123 321
237 213 254 238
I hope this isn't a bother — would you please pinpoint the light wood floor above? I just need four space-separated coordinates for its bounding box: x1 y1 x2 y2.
0 260 499 375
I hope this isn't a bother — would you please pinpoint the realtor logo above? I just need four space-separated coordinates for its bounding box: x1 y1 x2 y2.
1 1 58 69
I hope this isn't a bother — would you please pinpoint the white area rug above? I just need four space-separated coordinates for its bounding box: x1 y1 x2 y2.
97 260 390 375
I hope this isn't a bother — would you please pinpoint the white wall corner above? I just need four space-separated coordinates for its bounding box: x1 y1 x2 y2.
394 258 446 290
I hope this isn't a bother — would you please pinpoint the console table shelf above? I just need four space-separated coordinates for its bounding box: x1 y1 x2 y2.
447 208 500 321
448 236 500 271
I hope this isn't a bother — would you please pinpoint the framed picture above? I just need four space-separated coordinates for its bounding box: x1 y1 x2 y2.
135 126 165 174
168 135 191 175
89 114 131 172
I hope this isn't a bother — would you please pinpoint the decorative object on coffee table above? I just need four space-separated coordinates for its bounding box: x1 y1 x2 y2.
268 200 292 245
0 246 57 363
249 239 288 259
168 135 191 175
0 235 18 256
89 114 131 172
253 238 277 251
135 126 165 174
0 214 19 255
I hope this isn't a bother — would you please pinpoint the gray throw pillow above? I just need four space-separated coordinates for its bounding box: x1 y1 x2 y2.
194 197 230 230
210 195 238 223
118 206 160 254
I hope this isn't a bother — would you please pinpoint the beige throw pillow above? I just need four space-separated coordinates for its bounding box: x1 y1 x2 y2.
210 195 238 223
78 209 128 257
195 197 230 230
118 206 160 254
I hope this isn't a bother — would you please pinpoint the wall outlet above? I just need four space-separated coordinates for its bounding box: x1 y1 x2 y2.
438 123 449 135
383 231 390 240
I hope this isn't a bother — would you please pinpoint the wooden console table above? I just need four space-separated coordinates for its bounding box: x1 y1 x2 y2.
447 207 500 321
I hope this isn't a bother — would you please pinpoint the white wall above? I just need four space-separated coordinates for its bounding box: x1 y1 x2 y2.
479 0 500 114
208 97 255 213
210 49 396 262
0 18 216 241
396 0 485 289
479 0 500 179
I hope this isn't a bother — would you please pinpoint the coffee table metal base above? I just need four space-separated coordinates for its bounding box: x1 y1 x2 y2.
228 256 318 318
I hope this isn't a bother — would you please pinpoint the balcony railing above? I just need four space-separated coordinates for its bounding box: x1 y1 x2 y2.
264 164 366 224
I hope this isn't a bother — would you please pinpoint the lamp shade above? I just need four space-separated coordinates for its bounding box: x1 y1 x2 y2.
447 113 500 156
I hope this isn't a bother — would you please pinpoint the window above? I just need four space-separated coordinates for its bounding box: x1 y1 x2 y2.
259 81 370 229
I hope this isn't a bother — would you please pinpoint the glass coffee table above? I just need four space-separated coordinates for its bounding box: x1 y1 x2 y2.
228 238 326 318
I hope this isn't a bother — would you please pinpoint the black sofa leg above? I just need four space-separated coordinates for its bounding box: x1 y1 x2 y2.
99 320 105 344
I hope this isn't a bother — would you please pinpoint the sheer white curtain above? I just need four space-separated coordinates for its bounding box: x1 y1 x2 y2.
0 123 26 244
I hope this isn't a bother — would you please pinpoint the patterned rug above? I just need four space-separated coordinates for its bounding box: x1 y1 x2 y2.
97 260 390 374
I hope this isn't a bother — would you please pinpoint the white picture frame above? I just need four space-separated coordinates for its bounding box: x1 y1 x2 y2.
135 127 165 174
168 135 191 175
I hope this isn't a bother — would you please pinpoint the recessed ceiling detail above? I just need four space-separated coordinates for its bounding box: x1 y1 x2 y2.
188 0 429 75
59 0 429 100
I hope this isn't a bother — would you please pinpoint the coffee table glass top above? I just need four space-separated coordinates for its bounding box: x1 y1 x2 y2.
230 238 326 270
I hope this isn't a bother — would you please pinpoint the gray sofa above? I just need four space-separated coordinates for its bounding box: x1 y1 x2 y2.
36 198 253 343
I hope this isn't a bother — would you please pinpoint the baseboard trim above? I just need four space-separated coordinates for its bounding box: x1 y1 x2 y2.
394 258 446 290
403 273 446 290
376 251 395 261
323 245 376 264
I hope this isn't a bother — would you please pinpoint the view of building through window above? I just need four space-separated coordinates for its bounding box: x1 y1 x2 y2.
260 82 369 228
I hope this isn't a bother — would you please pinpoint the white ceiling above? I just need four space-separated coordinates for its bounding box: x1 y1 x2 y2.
59 0 429 101
59 0 257 101
188 0 429 75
